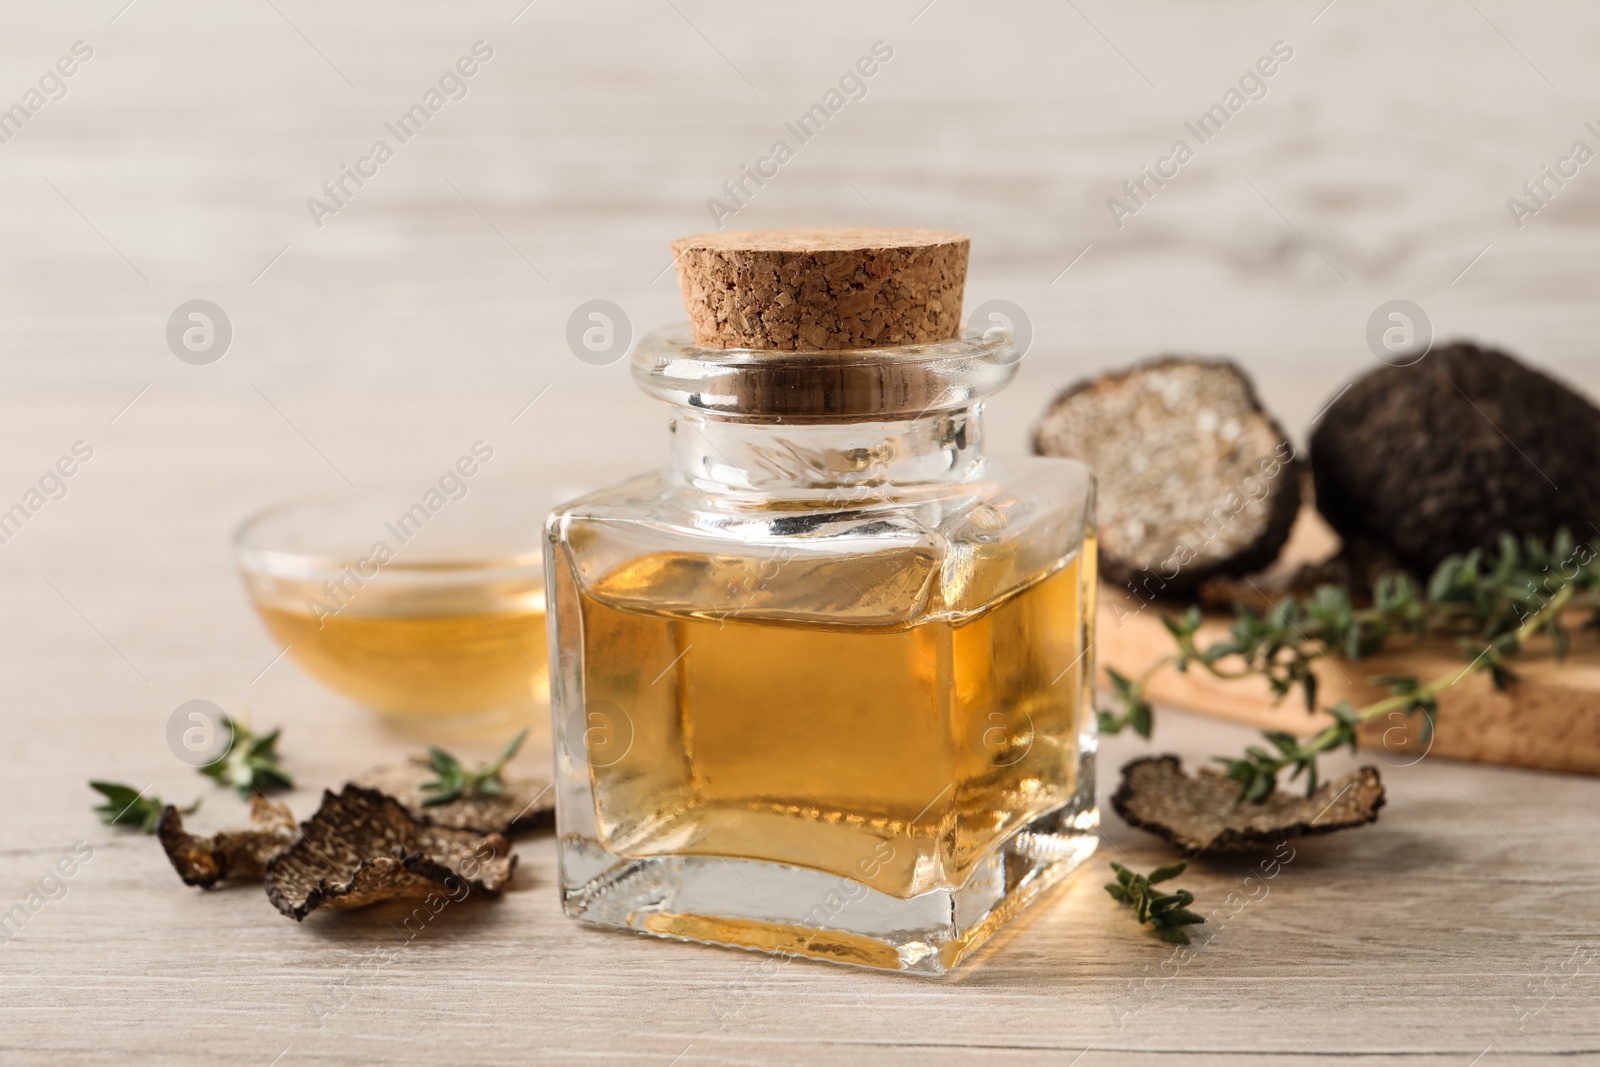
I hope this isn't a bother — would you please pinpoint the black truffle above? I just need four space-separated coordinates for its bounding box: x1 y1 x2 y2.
1033 357 1302 596
1112 755 1385 857
158 794 297 889
264 785 515 921
1310 342 1600 575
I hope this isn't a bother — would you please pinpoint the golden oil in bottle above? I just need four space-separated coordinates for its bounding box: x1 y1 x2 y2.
576 551 1090 899
548 228 1098 973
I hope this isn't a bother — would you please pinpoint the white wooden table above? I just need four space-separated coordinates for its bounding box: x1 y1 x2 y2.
3 1 1599 1062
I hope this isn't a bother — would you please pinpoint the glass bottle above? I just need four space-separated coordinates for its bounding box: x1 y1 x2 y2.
545 238 1097 974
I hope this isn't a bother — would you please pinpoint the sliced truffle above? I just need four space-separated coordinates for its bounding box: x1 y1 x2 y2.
264 785 515 921
1310 342 1600 575
353 758 553 834
1112 755 1385 857
1034 358 1301 596
158 794 298 888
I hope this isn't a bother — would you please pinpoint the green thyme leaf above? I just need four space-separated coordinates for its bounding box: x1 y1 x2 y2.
1106 861 1205 944
199 715 293 799
420 728 528 807
90 781 199 834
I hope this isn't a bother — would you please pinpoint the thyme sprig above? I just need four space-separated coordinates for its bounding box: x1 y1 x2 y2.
1106 861 1206 944
1101 532 1600 802
1097 666 1156 738
90 781 199 834
200 715 293 799
420 728 528 807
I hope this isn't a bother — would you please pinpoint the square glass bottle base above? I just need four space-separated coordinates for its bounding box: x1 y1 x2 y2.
559 788 1099 975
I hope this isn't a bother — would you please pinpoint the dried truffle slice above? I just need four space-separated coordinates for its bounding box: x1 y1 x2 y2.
1112 755 1385 857
353 758 553 834
264 785 515 921
158 794 297 888
1034 357 1301 597
1310 342 1600 575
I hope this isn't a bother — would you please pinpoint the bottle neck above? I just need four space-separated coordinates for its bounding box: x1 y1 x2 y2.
667 407 988 503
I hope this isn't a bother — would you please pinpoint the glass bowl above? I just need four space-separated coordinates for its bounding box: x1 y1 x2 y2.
234 483 580 717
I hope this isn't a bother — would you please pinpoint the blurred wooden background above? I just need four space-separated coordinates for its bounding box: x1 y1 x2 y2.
3 1 1599 1063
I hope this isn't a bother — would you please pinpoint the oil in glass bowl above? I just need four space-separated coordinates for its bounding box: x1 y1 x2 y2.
236 485 575 717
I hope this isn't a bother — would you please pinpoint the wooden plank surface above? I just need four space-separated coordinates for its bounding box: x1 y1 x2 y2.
1097 508 1600 776
4 0 1600 1063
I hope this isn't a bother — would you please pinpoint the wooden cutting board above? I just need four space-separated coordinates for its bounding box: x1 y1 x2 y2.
1094 507 1600 776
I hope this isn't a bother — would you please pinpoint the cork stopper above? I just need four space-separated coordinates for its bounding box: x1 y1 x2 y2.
671 228 969 351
